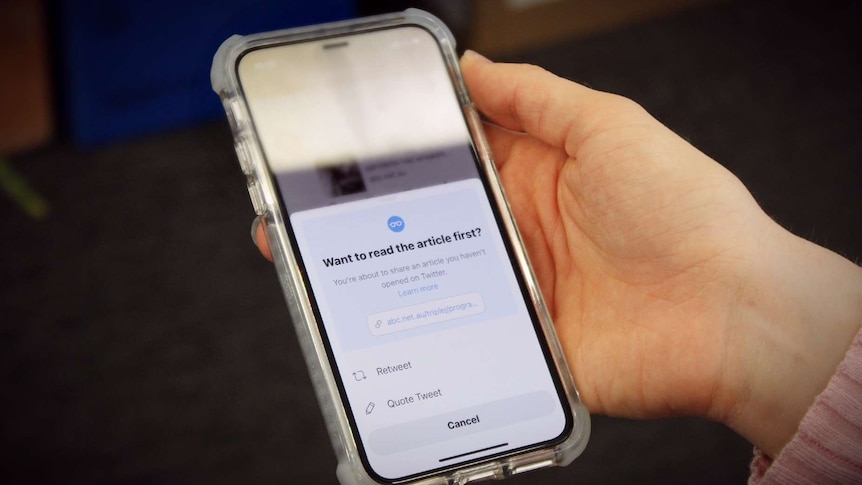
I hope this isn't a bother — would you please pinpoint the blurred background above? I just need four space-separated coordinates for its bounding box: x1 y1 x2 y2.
1 0 860 483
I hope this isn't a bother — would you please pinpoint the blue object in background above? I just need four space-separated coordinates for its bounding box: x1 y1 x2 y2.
58 0 355 146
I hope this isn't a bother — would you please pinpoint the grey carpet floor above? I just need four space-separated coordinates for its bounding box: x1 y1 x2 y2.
2 0 860 483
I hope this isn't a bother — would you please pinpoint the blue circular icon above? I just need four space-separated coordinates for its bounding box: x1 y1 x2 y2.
387 216 405 233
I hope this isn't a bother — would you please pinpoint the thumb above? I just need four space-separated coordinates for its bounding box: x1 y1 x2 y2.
460 50 621 157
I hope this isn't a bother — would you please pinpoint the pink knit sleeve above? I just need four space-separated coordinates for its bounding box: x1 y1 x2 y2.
749 327 862 484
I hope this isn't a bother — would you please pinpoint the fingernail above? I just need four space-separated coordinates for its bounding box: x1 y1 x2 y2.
251 216 262 245
463 49 491 64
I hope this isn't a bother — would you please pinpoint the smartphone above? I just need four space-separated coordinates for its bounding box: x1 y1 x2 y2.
212 10 589 484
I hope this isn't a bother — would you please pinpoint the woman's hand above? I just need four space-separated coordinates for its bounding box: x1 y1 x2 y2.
254 51 862 458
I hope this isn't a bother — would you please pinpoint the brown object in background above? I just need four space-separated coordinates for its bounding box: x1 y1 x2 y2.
469 0 719 56
0 0 52 154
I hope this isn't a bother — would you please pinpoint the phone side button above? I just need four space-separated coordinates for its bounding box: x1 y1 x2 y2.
247 182 265 214
234 140 253 174
225 99 247 133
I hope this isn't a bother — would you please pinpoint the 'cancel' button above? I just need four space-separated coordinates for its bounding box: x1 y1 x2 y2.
369 391 555 456
448 415 480 429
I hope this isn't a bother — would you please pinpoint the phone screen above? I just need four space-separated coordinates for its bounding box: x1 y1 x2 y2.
237 26 572 481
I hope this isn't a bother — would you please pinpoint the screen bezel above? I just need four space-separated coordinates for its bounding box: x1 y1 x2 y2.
235 24 574 483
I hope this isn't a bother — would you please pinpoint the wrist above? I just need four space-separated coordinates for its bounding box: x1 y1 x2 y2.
722 222 862 457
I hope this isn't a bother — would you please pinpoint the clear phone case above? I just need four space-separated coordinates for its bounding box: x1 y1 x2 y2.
211 9 590 484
